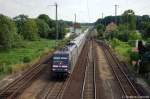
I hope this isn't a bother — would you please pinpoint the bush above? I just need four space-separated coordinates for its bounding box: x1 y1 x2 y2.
129 31 142 41
23 56 31 63
130 52 140 61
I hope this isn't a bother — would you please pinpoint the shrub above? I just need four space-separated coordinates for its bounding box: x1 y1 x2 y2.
130 52 140 61
23 56 31 63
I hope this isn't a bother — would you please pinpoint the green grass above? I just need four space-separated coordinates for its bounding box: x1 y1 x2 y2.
110 38 132 61
0 39 57 77
0 39 56 65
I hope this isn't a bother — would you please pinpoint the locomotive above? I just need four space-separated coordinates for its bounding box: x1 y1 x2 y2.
51 29 89 77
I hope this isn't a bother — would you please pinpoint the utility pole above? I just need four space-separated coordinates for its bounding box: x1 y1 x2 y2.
49 3 58 48
55 3 58 46
74 13 76 33
114 4 119 24
102 12 104 19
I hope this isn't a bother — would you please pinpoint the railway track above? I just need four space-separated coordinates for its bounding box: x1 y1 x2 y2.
41 82 64 99
81 39 96 99
98 41 140 98
36 77 72 99
61 39 90 99
0 53 53 99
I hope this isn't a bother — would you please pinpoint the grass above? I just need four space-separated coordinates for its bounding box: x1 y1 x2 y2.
0 39 57 78
109 38 132 61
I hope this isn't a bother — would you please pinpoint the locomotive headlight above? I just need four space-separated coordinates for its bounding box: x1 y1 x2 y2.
53 69 56 71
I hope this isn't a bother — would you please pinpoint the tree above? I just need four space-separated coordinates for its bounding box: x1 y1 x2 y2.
0 14 18 49
96 24 104 37
36 19 50 38
145 23 150 37
38 14 55 28
38 14 51 23
122 9 136 30
13 14 28 34
58 20 66 39
21 19 38 40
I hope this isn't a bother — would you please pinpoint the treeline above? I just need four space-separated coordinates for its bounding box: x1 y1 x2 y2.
0 14 72 50
95 9 150 39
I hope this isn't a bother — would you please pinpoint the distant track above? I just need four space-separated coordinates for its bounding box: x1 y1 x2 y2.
0 53 53 99
81 39 96 99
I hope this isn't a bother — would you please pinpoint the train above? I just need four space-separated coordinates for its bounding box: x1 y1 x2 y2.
51 29 89 77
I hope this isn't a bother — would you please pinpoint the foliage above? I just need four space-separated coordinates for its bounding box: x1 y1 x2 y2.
38 14 51 23
23 56 31 63
13 14 28 34
110 38 132 61
122 9 136 30
36 19 50 38
0 14 18 49
21 19 39 40
38 14 55 28
129 31 142 41
96 24 104 37
130 52 140 61
0 39 56 75
58 20 66 39
145 24 150 37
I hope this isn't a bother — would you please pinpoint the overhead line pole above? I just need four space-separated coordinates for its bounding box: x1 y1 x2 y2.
49 3 58 48
114 4 119 24
102 12 104 19
74 13 76 33
55 3 58 47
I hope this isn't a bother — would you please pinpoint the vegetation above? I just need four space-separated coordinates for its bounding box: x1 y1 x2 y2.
109 38 132 61
0 13 73 78
0 14 20 49
96 9 150 83
0 39 55 77
36 19 50 38
96 24 105 37
21 19 39 40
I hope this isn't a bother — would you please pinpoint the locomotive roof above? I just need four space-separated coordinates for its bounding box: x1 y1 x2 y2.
54 29 88 55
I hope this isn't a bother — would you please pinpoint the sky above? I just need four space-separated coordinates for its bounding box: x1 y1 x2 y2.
0 0 150 23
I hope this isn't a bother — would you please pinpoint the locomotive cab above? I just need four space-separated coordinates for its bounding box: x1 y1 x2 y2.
52 53 69 77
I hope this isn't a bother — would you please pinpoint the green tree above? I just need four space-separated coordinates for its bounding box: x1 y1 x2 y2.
145 23 150 37
13 14 28 34
96 24 104 37
36 19 50 38
122 9 136 30
38 14 55 28
38 14 56 38
0 14 18 49
58 20 66 39
21 19 38 40
38 14 51 23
